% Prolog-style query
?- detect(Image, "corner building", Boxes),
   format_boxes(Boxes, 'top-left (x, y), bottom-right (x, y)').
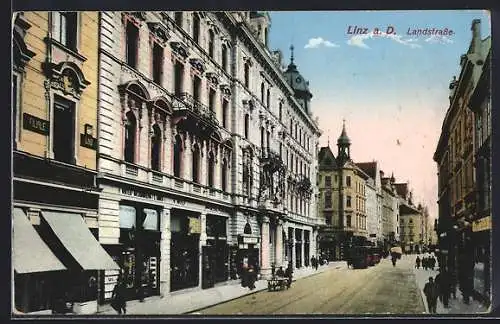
top-left (96, 11), bottom-right (322, 304)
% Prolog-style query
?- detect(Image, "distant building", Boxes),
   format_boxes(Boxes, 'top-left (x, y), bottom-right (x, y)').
top-left (380, 172), bottom-right (399, 248)
top-left (356, 162), bottom-right (383, 246)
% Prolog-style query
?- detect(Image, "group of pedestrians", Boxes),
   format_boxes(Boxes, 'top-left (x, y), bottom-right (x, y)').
top-left (415, 254), bottom-right (437, 270)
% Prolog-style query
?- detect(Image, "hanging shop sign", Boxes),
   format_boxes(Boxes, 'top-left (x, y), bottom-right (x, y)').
top-left (188, 217), bottom-right (201, 234)
top-left (472, 216), bottom-right (491, 232)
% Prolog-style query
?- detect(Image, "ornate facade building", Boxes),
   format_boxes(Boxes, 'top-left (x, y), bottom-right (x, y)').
top-left (434, 19), bottom-right (491, 306)
top-left (12, 12), bottom-right (118, 314)
top-left (317, 123), bottom-right (369, 261)
top-left (96, 10), bottom-right (322, 305)
top-left (380, 171), bottom-right (400, 248)
top-left (395, 182), bottom-right (425, 254)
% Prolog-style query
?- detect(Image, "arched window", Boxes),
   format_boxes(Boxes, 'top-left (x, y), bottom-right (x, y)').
top-left (244, 62), bottom-right (250, 88)
top-left (151, 124), bottom-right (162, 171)
top-left (124, 111), bottom-right (137, 163)
top-left (208, 151), bottom-right (215, 187)
top-left (221, 157), bottom-right (228, 192)
top-left (221, 44), bottom-right (228, 72)
top-left (192, 13), bottom-right (200, 44)
top-left (173, 134), bottom-right (183, 177)
top-left (244, 223), bottom-right (252, 234)
top-left (192, 144), bottom-right (200, 183)
top-left (208, 29), bottom-right (215, 58)
top-left (260, 83), bottom-right (265, 103)
top-left (244, 114), bottom-right (249, 139)
top-left (266, 88), bottom-right (270, 108)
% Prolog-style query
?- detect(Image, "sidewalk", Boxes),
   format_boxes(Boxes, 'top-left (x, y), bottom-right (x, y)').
top-left (407, 255), bottom-right (489, 315)
top-left (97, 261), bottom-right (347, 315)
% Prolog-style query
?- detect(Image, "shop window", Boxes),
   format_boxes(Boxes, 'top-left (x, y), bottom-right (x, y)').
top-left (221, 158), bottom-right (228, 191)
top-left (174, 12), bottom-right (183, 27)
top-left (208, 88), bottom-right (216, 112)
top-left (143, 208), bottom-right (159, 231)
top-left (119, 205), bottom-right (137, 228)
top-left (221, 44), bottom-right (228, 72)
top-left (192, 144), bottom-right (200, 183)
top-left (260, 83), bottom-right (265, 103)
top-left (124, 110), bottom-right (137, 163)
top-left (193, 76), bottom-right (201, 103)
top-left (173, 134), bottom-right (183, 177)
top-left (192, 13), bottom-right (200, 44)
top-left (53, 95), bottom-right (75, 164)
top-left (222, 99), bottom-right (228, 129)
top-left (208, 29), bottom-right (215, 58)
top-left (208, 152), bottom-right (215, 187)
top-left (152, 43), bottom-right (163, 85)
top-left (126, 21), bottom-right (139, 69)
top-left (266, 89), bottom-right (270, 108)
top-left (244, 62), bottom-right (250, 88)
top-left (174, 61), bottom-right (184, 96)
top-left (151, 124), bottom-right (161, 171)
top-left (53, 12), bottom-right (78, 50)
top-left (244, 114), bottom-right (249, 139)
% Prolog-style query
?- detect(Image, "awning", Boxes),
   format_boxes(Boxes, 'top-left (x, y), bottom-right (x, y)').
top-left (13, 208), bottom-right (66, 274)
top-left (41, 211), bottom-right (119, 270)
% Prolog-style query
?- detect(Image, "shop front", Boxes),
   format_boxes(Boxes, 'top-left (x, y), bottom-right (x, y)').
top-left (472, 216), bottom-right (491, 304)
top-left (204, 215), bottom-right (229, 286)
top-left (236, 234), bottom-right (260, 276)
top-left (304, 230), bottom-right (310, 266)
top-left (170, 209), bottom-right (200, 292)
top-left (116, 203), bottom-right (161, 301)
top-left (295, 228), bottom-right (303, 268)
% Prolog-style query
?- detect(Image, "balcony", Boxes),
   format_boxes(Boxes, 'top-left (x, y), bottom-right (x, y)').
top-left (171, 92), bottom-right (219, 137)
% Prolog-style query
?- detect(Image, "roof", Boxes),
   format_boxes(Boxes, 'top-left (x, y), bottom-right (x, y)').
top-left (394, 183), bottom-right (409, 198)
top-left (356, 162), bottom-right (377, 179)
top-left (318, 146), bottom-right (337, 170)
top-left (337, 121), bottom-right (351, 145)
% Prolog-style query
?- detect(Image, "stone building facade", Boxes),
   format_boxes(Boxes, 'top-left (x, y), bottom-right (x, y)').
top-left (12, 12), bottom-right (118, 314)
top-left (356, 162), bottom-right (383, 246)
top-left (95, 10), bottom-right (322, 304)
top-left (434, 19), bottom-right (491, 306)
top-left (380, 172), bottom-right (399, 249)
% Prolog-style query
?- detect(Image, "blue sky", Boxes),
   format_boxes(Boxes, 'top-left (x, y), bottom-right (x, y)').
top-left (268, 10), bottom-right (491, 220)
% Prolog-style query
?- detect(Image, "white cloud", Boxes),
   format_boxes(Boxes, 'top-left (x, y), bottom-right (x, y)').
top-left (347, 31), bottom-right (422, 49)
top-left (304, 37), bottom-right (340, 49)
top-left (424, 35), bottom-right (454, 44)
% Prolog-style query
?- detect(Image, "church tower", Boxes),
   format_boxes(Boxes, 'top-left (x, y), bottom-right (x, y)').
top-left (337, 120), bottom-right (351, 165)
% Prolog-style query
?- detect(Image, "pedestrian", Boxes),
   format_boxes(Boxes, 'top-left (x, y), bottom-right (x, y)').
top-left (111, 276), bottom-right (127, 315)
top-left (247, 264), bottom-right (256, 290)
top-left (391, 252), bottom-right (397, 267)
top-left (284, 263), bottom-right (293, 289)
top-left (314, 257), bottom-right (319, 271)
top-left (276, 266), bottom-right (285, 278)
top-left (430, 257), bottom-right (436, 270)
top-left (415, 256), bottom-right (421, 269)
top-left (438, 269), bottom-right (451, 308)
top-left (422, 256), bottom-right (428, 270)
top-left (271, 263), bottom-right (276, 278)
top-left (241, 263), bottom-right (248, 288)
top-left (423, 276), bottom-right (439, 314)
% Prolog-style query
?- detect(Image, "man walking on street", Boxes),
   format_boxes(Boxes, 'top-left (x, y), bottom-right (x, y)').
top-left (415, 255), bottom-right (421, 269)
top-left (424, 276), bottom-right (439, 314)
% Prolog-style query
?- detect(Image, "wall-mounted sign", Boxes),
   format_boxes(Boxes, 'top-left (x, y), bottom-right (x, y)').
top-left (472, 216), bottom-right (491, 232)
top-left (189, 217), bottom-right (201, 234)
top-left (238, 235), bottom-right (259, 245)
top-left (80, 133), bottom-right (97, 150)
top-left (120, 187), bottom-right (163, 201)
top-left (23, 113), bottom-right (49, 135)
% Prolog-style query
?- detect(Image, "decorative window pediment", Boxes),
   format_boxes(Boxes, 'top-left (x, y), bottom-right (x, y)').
top-left (170, 41), bottom-right (190, 61)
top-left (45, 61), bottom-right (90, 99)
top-left (147, 22), bottom-right (170, 46)
top-left (189, 58), bottom-right (206, 74)
top-left (220, 84), bottom-right (231, 97)
top-left (205, 72), bottom-right (220, 87)
top-left (13, 13), bottom-right (36, 72)
top-left (122, 12), bottom-right (146, 27)
top-left (243, 98), bottom-right (255, 112)
top-left (243, 56), bottom-right (253, 67)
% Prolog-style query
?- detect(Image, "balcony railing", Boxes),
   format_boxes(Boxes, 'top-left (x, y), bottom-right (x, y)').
top-left (171, 92), bottom-right (219, 126)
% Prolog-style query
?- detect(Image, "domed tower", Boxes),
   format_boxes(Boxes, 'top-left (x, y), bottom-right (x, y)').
top-left (283, 45), bottom-right (313, 114)
top-left (337, 120), bottom-right (351, 165)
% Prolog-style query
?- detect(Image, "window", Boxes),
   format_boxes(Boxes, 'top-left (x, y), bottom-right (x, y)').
top-left (279, 143), bottom-right (282, 157)
top-left (324, 191), bottom-right (332, 208)
top-left (192, 144), bottom-right (200, 183)
top-left (346, 215), bottom-right (351, 227)
top-left (266, 89), bottom-right (270, 108)
top-left (221, 158), bottom-right (228, 191)
top-left (126, 22), bottom-right (139, 68)
top-left (124, 110), bottom-right (137, 163)
top-left (173, 134), bottom-right (183, 177)
top-left (143, 208), bottom-right (159, 231)
top-left (334, 175), bottom-right (338, 183)
top-left (244, 114), bottom-right (249, 139)
top-left (279, 102), bottom-right (282, 121)
top-left (208, 152), bottom-right (215, 187)
top-left (222, 100), bottom-right (228, 129)
top-left (208, 29), bottom-right (215, 58)
top-left (221, 44), bottom-right (228, 72)
top-left (346, 176), bottom-right (351, 187)
top-left (12, 74), bottom-right (18, 146)
top-left (346, 196), bottom-right (352, 208)
top-left (174, 12), bottom-right (183, 27)
top-left (192, 13), bottom-right (200, 44)
top-left (244, 62), bottom-right (250, 88)
top-left (325, 212), bottom-right (332, 225)
top-left (290, 119), bottom-right (293, 132)
top-left (53, 96), bottom-right (75, 164)
top-left (264, 27), bottom-right (268, 46)
top-left (152, 43), bottom-right (163, 85)
top-left (266, 131), bottom-right (270, 153)
top-left (53, 12), bottom-right (78, 50)
top-left (260, 127), bottom-right (265, 151)
top-left (208, 88), bottom-right (216, 112)
top-left (260, 83), bottom-right (265, 103)
top-left (151, 124), bottom-right (161, 171)
top-left (193, 76), bottom-right (201, 102)
top-left (174, 61), bottom-right (184, 96)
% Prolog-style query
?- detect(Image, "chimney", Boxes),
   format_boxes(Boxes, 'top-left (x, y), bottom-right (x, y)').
top-left (471, 19), bottom-right (481, 54)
